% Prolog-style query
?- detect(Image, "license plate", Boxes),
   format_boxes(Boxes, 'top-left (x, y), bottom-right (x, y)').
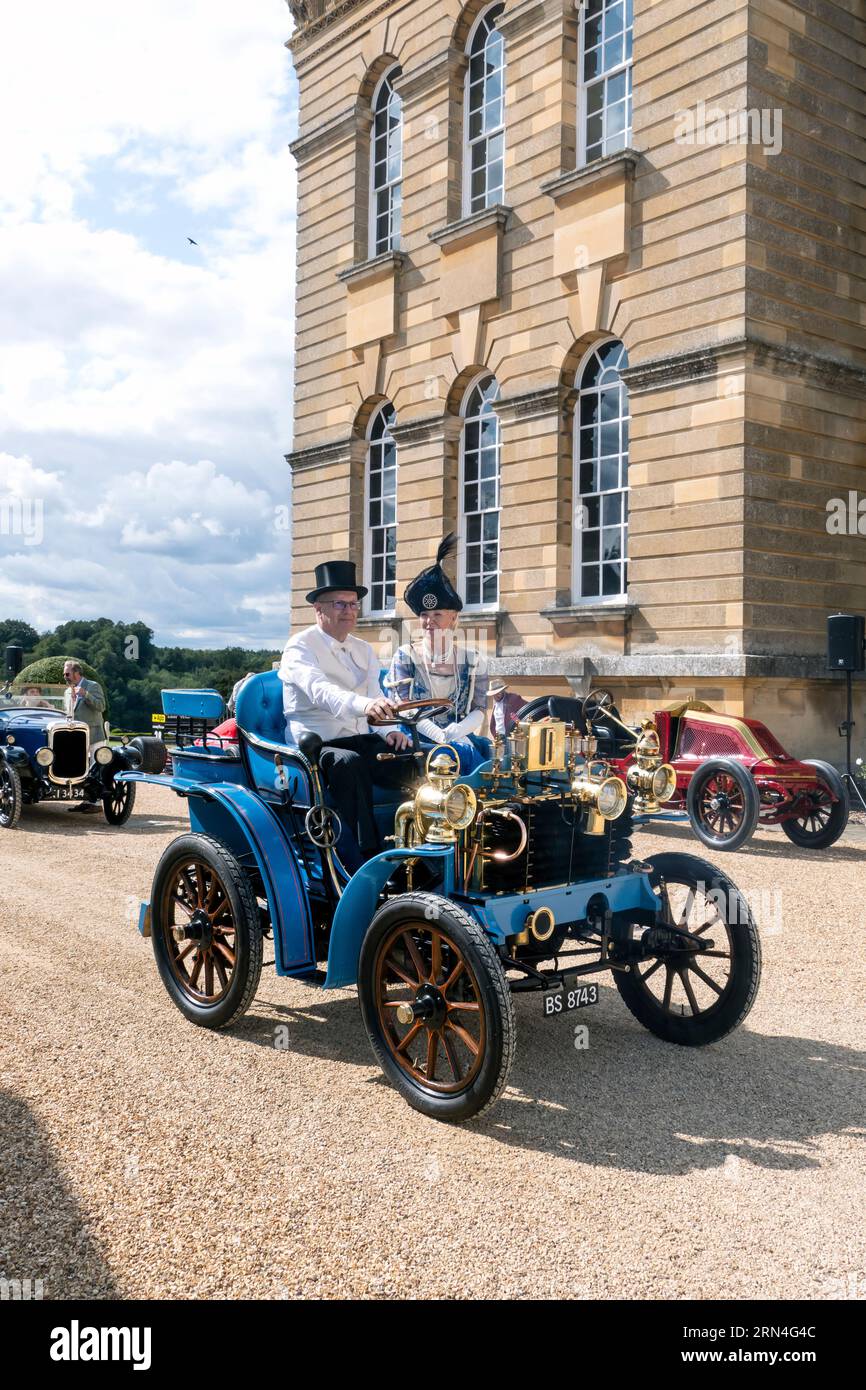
top-left (542, 982), bottom-right (599, 1018)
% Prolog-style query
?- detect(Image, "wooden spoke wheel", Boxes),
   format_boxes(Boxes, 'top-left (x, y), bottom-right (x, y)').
top-left (359, 893), bottom-right (515, 1122)
top-left (686, 757), bottom-right (760, 852)
top-left (615, 851), bottom-right (761, 1046)
top-left (0, 762), bottom-right (22, 829)
top-left (150, 833), bottom-right (262, 1028)
top-left (103, 779), bottom-right (136, 826)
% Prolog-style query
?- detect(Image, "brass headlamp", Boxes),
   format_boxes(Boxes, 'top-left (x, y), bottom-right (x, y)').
top-left (411, 747), bottom-right (478, 844)
top-left (625, 720), bottom-right (677, 814)
top-left (570, 758), bottom-right (628, 834)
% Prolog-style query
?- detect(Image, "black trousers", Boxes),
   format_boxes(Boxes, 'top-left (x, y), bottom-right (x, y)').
top-left (319, 734), bottom-right (416, 860)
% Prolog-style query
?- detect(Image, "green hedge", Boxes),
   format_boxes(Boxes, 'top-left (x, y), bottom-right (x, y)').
top-left (14, 656), bottom-right (107, 710)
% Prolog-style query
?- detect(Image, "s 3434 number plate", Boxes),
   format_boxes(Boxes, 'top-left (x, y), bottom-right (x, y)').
top-left (542, 982), bottom-right (599, 1018)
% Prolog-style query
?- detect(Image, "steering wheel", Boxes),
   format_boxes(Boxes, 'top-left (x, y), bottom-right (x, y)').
top-left (368, 697), bottom-right (454, 761)
top-left (582, 688), bottom-right (616, 724)
top-left (366, 697), bottom-right (453, 727)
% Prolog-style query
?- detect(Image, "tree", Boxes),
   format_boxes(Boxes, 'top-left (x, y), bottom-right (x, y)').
top-left (0, 619), bottom-right (40, 653)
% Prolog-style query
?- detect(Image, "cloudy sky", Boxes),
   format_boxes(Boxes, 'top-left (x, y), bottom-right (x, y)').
top-left (0, 1), bottom-right (298, 648)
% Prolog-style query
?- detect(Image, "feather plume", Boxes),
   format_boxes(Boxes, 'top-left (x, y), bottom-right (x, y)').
top-left (436, 532), bottom-right (458, 566)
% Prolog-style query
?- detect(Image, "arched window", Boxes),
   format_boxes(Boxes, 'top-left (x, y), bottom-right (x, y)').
top-left (370, 67), bottom-right (403, 256)
top-left (460, 375), bottom-right (501, 607)
top-left (464, 4), bottom-right (506, 214)
top-left (364, 403), bottom-right (398, 614)
top-left (573, 340), bottom-right (629, 601)
top-left (579, 0), bottom-right (633, 165)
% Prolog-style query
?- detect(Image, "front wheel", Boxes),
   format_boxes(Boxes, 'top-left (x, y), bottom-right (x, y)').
top-left (781, 760), bottom-right (849, 850)
top-left (103, 779), bottom-right (136, 825)
top-left (151, 833), bottom-right (263, 1028)
top-left (686, 757), bottom-right (760, 851)
top-left (358, 893), bottom-right (516, 1122)
top-left (615, 852), bottom-right (761, 1046)
top-left (0, 762), bottom-right (22, 829)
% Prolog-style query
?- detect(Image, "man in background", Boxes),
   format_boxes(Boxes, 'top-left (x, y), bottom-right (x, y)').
top-left (63, 661), bottom-right (107, 814)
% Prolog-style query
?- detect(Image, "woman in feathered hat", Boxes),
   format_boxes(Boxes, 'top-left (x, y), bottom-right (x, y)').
top-left (385, 534), bottom-right (490, 771)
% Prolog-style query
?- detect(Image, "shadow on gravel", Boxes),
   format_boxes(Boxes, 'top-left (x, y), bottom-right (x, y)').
top-left (634, 819), bottom-right (865, 864)
top-left (10, 809), bottom-right (183, 838)
top-left (0, 1092), bottom-right (118, 1299)
top-left (234, 992), bottom-right (866, 1177)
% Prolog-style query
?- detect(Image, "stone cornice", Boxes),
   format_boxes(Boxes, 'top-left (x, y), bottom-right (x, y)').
top-left (623, 337), bottom-right (866, 397)
top-left (336, 249), bottom-right (405, 286)
top-left (393, 48), bottom-right (465, 102)
top-left (390, 413), bottom-right (453, 445)
top-left (289, 100), bottom-right (368, 163)
top-left (429, 203), bottom-right (510, 250)
top-left (541, 148), bottom-right (639, 203)
top-left (288, 0), bottom-right (396, 63)
top-left (493, 385), bottom-right (564, 422)
top-left (285, 437), bottom-right (353, 472)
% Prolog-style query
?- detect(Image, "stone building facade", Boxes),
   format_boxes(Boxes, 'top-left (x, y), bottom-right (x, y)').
top-left (285, 0), bottom-right (866, 758)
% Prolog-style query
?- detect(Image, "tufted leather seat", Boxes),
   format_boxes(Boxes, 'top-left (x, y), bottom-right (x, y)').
top-left (235, 669), bottom-right (407, 812)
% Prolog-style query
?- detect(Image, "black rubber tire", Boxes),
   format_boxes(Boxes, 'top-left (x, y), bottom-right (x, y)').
top-left (127, 736), bottom-right (168, 774)
top-left (151, 833), bottom-right (262, 1029)
top-left (358, 892), bottom-right (516, 1122)
top-left (781, 759), bottom-right (850, 850)
top-left (615, 851), bottom-right (761, 1046)
top-left (103, 779), bottom-right (136, 826)
top-left (686, 756), bottom-right (760, 852)
top-left (0, 762), bottom-right (22, 829)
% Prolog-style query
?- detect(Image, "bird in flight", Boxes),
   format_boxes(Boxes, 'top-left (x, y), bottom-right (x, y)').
top-left (187, 237), bottom-right (198, 246)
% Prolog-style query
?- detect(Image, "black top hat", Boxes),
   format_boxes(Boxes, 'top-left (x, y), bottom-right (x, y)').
top-left (404, 534), bottom-right (464, 616)
top-left (305, 560), bottom-right (368, 604)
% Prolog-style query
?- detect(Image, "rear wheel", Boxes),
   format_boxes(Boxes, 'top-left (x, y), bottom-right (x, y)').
top-left (151, 833), bottom-right (262, 1028)
top-left (781, 760), bottom-right (849, 850)
top-left (103, 779), bottom-right (136, 825)
top-left (686, 757), bottom-right (760, 851)
top-left (0, 762), bottom-right (22, 829)
top-left (615, 852), bottom-right (761, 1046)
top-left (358, 893), bottom-right (515, 1122)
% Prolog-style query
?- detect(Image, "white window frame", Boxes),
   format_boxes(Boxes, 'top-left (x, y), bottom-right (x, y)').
top-left (458, 373), bottom-right (501, 612)
top-left (462, 3), bottom-right (506, 216)
top-left (368, 66), bottom-right (403, 257)
top-left (363, 402), bottom-right (398, 617)
top-left (571, 337), bottom-right (630, 605)
top-left (577, 0), bottom-right (634, 167)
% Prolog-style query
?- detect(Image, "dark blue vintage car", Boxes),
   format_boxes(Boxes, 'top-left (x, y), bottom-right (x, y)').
top-left (0, 694), bottom-right (166, 828)
top-left (122, 675), bottom-right (761, 1122)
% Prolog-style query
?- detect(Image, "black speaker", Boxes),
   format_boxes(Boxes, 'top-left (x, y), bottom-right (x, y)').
top-left (4, 644), bottom-right (24, 681)
top-left (827, 613), bottom-right (865, 673)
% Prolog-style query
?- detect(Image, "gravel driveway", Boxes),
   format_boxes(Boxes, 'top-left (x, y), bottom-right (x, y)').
top-left (1, 783), bottom-right (864, 1300)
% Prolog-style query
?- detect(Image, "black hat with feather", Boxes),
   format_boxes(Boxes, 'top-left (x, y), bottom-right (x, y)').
top-left (404, 533), bottom-right (463, 615)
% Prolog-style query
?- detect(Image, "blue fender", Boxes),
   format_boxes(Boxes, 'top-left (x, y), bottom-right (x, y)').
top-left (120, 771), bottom-right (316, 977)
top-left (324, 844), bottom-right (455, 989)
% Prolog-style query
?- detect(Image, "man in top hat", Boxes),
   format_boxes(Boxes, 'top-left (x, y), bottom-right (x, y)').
top-left (487, 679), bottom-right (524, 739)
top-left (279, 559), bottom-right (413, 866)
top-left (386, 535), bottom-right (489, 772)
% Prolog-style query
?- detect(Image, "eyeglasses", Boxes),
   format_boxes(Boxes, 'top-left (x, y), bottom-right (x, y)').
top-left (321, 600), bottom-right (360, 613)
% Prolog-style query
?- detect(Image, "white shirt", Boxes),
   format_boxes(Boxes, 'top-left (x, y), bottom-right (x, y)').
top-left (279, 624), bottom-right (391, 745)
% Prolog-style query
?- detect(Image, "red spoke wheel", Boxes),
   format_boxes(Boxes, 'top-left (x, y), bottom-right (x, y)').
top-left (359, 893), bottom-right (515, 1122)
top-left (150, 833), bottom-right (262, 1028)
top-left (103, 779), bottom-right (136, 825)
top-left (615, 851), bottom-right (761, 1046)
top-left (781, 760), bottom-right (849, 850)
top-left (686, 757), bottom-right (760, 852)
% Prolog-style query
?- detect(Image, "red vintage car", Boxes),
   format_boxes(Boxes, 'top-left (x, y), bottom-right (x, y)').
top-left (520, 691), bottom-right (850, 853)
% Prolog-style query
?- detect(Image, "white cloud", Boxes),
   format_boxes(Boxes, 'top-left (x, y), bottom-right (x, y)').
top-left (0, 1), bottom-right (298, 646)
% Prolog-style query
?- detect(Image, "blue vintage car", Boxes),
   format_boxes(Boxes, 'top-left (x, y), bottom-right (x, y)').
top-left (123, 674), bottom-right (761, 1121)
top-left (0, 693), bottom-right (166, 828)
